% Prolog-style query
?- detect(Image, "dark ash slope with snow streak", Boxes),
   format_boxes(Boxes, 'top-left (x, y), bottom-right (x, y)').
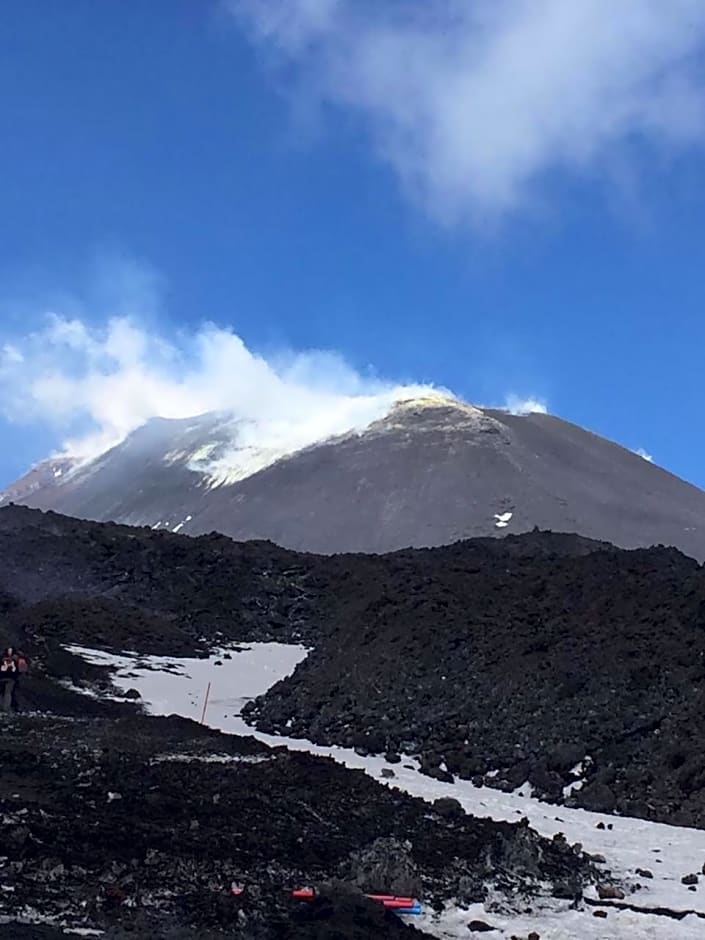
top-left (3, 396), bottom-right (705, 558)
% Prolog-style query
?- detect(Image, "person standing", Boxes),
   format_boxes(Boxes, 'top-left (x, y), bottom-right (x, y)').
top-left (0, 648), bottom-right (17, 712)
top-left (11, 650), bottom-right (28, 711)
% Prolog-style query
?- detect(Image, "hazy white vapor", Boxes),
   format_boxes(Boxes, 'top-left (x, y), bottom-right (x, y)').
top-left (504, 394), bottom-right (547, 416)
top-left (231, 0), bottom-right (705, 221)
top-left (0, 314), bottom-right (435, 463)
top-left (635, 446), bottom-right (654, 462)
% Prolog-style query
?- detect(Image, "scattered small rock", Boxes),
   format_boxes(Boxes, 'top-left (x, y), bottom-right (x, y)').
top-left (596, 822), bottom-right (605, 830)
top-left (597, 883), bottom-right (625, 900)
top-left (433, 797), bottom-right (463, 818)
top-left (123, 689), bottom-right (141, 700)
top-left (431, 768), bottom-right (455, 784)
top-left (635, 868), bottom-right (653, 879)
top-left (551, 881), bottom-right (580, 900)
top-left (580, 783), bottom-right (616, 813)
top-left (682, 874), bottom-right (699, 886)
top-left (467, 921), bottom-right (496, 933)
top-left (593, 910), bottom-right (608, 918)
top-left (380, 768), bottom-right (395, 779)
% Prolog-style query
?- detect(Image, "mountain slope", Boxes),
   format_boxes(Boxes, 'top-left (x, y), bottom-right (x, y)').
top-left (0, 504), bottom-right (598, 937)
top-left (3, 396), bottom-right (705, 558)
top-left (4, 504), bottom-right (705, 829)
top-left (3, 712), bottom-right (588, 938)
top-left (246, 535), bottom-right (705, 826)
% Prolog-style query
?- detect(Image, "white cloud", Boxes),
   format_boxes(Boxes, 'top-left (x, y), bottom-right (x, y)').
top-left (230, 0), bottom-right (705, 221)
top-left (504, 394), bottom-right (548, 415)
top-left (635, 446), bottom-right (654, 462)
top-left (0, 312), bottom-right (436, 465)
top-left (1, 344), bottom-right (23, 365)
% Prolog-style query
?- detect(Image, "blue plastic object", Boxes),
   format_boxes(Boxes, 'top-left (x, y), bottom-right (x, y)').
top-left (395, 902), bottom-right (422, 915)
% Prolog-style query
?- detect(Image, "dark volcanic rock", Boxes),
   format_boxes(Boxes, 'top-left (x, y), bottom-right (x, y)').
top-left (433, 798), bottom-right (464, 819)
top-left (579, 783), bottom-right (617, 814)
top-left (0, 503), bottom-right (319, 664)
top-left (341, 838), bottom-right (422, 897)
top-left (0, 713), bottom-right (591, 938)
top-left (279, 888), bottom-right (427, 938)
top-left (5, 506), bottom-right (705, 830)
top-left (243, 533), bottom-right (705, 828)
top-left (597, 884), bottom-right (625, 900)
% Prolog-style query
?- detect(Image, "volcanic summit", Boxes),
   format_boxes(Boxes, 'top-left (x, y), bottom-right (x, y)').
top-left (3, 394), bottom-right (704, 558)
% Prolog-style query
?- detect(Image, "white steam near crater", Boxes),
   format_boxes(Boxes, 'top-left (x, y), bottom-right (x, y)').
top-left (503, 394), bottom-right (547, 416)
top-left (0, 314), bottom-right (435, 464)
top-left (0, 313), bottom-right (547, 474)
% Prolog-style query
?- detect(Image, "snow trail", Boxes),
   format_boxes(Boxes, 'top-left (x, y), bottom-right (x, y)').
top-left (68, 643), bottom-right (705, 938)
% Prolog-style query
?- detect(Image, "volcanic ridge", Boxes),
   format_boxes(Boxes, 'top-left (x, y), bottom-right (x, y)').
top-left (4, 394), bottom-right (705, 558)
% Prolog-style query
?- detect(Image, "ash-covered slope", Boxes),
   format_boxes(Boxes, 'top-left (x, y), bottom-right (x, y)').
top-left (4, 396), bottom-right (705, 558)
top-left (0, 502), bottom-right (318, 662)
top-left (6, 504), bottom-right (705, 831)
top-left (245, 537), bottom-right (705, 830)
top-left (0, 712), bottom-right (591, 939)
top-left (0, 507), bottom-right (598, 938)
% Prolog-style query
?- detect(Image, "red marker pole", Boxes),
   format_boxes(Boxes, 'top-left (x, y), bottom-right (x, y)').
top-left (200, 681), bottom-right (211, 724)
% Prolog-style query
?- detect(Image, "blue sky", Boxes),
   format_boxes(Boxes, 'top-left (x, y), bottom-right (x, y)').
top-left (2, 1), bottom-right (705, 487)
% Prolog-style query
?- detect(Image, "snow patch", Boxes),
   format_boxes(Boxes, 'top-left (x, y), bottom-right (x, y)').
top-left (65, 643), bottom-right (308, 732)
top-left (562, 757), bottom-right (591, 798)
top-left (154, 753), bottom-right (271, 765)
top-left (171, 513), bottom-right (194, 534)
top-left (635, 447), bottom-right (654, 463)
top-left (562, 777), bottom-right (586, 798)
top-left (423, 900), bottom-right (704, 938)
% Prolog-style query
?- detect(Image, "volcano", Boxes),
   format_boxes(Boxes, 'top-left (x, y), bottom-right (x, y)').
top-left (2, 394), bottom-right (704, 558)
